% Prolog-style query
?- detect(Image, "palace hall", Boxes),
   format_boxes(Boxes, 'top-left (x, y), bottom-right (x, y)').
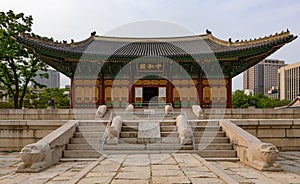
top-left (16, 30), bottom-right (296, 108)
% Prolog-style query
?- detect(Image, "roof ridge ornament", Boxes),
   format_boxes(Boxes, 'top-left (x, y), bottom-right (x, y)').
top-left (91, 31), bottom-right (96, 36)
top-left (206, 29), bottom-right (212, 34)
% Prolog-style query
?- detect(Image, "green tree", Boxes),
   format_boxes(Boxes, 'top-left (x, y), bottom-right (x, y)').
top-left (0, 10), bottom-right (47, 109)
top-left (232, 90), bottom-right (291, 108)
top-left (232, 90), bottom-right (249, 108)
top-left (24, 88), bottom-right (70, 109)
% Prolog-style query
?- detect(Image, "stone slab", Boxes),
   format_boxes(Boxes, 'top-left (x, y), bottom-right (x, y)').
top-left (138, 122), bottom-right (161, 138)
top-left (152, 176), bottom-right (190, 184)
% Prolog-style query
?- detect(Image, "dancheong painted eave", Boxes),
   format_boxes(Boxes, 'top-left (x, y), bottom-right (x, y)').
top-left (16, 30), bottom-right (297, 78)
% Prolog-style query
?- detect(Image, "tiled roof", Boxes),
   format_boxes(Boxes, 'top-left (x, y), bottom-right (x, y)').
top-left (16, 30), bottom-right (296, 58)
top-left (15, 30), bottom-right (297, 78)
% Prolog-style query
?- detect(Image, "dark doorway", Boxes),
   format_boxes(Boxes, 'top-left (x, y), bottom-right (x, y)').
top-left (143, 87), bottom-right (158, 105)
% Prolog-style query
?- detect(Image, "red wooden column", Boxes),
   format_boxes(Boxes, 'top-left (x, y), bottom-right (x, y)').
top-left (99, 78), bottom-right (104, 105)
top-left (129, 80), bottom-right (134, 104)
top-left (227, 77), bottom-right (232, 108)
top-left (166, 80), bottom-right (173, 104)
top-left (70, 78), bottom-right (74, 108)
top-left (197, 78), bottom-right (203, 108)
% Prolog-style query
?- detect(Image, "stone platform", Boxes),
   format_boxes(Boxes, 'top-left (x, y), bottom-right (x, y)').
top-left (1, 152), bottom-right (300, 184)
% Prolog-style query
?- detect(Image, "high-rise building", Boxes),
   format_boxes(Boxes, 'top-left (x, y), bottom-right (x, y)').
top-left (278, 61), bottom-right (300, 100)
top-left (243, 59), bottom-right (286, 98)
top-left (33, 69), bottom-right (60, 88)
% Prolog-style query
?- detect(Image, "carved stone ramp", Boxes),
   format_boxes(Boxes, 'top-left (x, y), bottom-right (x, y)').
top-left (138, 121), bottom-right (161, 139)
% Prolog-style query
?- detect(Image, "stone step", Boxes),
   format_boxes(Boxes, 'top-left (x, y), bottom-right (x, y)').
top-left (78, 121), bottom-right (108, 126)
top-left (194, 143), bottom-right (233, 150)
top-left (70, 138), bottom-right (102, 144)
top-left (121, 126), bottom-right (138, 132)
top-left (194, 137), bottom-right (230, 143)
top-left (105, 144), bottom-right (193, 151)
top-left (193, 131), bottom-right (226, 137)
top-left (120, 132), bottom-right (138, 138)
top-left (63, 149), bottom-right (237, 158)
top-left (161, 132), bottom-right (179, 137)
top-left (60, 158), bottom-right (99, 162)
top-left (67, 144), bottom-right (103, 150)
top-left (63, 150), bottom-right (101, 158)
top-left (160, 121), bottom-right (176, 126)
top-left (197, 150), bottom-right (237, 158)
top-left (73, 132), bottom-right (105, 138)
top-left (205, 158), bottom-right (239, 162)
top-left (189, 121), bottom-right (219, 126)
top-left (119, 137), bottom-right (183, 144)
top-left (122, 121), bottom-right (139, 126)
top-left (160, 126), bottom-right (177, 132)
top-left (191, 126), bottom-right (221, 131)
top-left (76, 126), bottom-right (106, 132)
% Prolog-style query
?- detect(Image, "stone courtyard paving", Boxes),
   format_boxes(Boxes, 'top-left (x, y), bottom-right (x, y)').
top-left (0, 152), bottom-right (300, 184)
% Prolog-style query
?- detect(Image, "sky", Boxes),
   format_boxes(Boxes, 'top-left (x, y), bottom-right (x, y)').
top-left (1, 0), bottom-right (300, 90)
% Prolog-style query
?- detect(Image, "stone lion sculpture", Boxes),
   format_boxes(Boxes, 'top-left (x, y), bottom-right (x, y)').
top-left (125, 104), bottom-right (134, 113)
top-left (245, 143), bottom-right (281, 171)
top-left (95, 105), bottom-right (107, 117)
top-left (17, 142), bottom-right (51, 172)
top-left (176, 115), bottom-right (193, 144)
top-left (106, 116), bottom-right (123, 144)
top-left (192, 105), bottom-right (203, 118)
top-left (164, 105), bottom-right (173, 116)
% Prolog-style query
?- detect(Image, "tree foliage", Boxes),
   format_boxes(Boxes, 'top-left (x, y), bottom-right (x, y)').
top-left (0, 10), bottom-right (48, 109)
top-left (232, 90), bottom-right (291, 108)
top-left (23, 88), bottom-right (70, 109)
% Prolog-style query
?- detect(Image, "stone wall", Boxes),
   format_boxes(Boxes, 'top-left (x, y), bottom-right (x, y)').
top-left (0, 109), bottom-right (98, 120)
top-left (1, 108), bottom-right (300, 120)
top-left (203, 108), bottom-right (300, 119)
top-left (0, 120), bottom-right (67, 151)
top-left (231, 119), bottom-right (300, 151)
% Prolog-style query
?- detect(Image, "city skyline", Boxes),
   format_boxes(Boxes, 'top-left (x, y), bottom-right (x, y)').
top-left (1, 0), bottom-right (300, 90)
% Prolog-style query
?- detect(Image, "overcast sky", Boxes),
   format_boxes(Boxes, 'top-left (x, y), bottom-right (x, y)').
top-left (1, 0), bottom-right (300, 90)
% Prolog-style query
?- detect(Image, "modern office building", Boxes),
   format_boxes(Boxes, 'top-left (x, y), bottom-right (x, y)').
top-left (243, 59), bottom-right (286, 98)
top-left (33, 69), bottom-right (60, 88)
top-left (278, 61), bottom-right (300, 100)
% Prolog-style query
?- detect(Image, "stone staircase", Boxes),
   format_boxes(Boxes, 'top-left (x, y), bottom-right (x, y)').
top-left (102, 119), bottom-right (194, 154)
top-left (190, 120), bottom-right (237, 159)
top-left (63, 116), bottom-right (237, 161)
top-left (63, 120), bottom-right (106, 158)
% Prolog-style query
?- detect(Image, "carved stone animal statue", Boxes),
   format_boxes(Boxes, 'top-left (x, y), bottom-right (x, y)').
top-left (125, 104), bottom-right (134, 113)
top-left (164, 105), bottom-right (173, 116)
top-left (17, 142), bottom-right (51, 172)
top-left (192, 105), bottom-right (203, 118)
top-left (246, 143), bottom-right (280, 170)
top-left (106, 116), bottom-right (123, 144)
top-left (95, 105), bottom-right (107, 117)
top-left (176, 115), bottom-right (193, 144)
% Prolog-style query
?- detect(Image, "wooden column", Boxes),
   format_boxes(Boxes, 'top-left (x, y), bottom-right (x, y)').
top-left (128, 63), bottom-right (134, 104)
top-left (167, 80), bottom-right (172, 104)
top-left (99, 78), bottom-right (104, 105)
top-left (227, 77), bottom-right (232, 108)
top-left (70, 78), bottom-right (73, 108)
top-left (129, 80), bottom-right (134, 104)
top-left (197, 78), bottom-right (203, 108)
